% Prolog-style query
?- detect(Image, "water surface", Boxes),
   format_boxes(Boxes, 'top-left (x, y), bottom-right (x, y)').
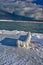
top-left (0, 21), bottom-right (43, 33)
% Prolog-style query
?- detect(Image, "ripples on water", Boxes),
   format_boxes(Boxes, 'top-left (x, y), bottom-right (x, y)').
top-left (0, 21), bottom-right (43, 33)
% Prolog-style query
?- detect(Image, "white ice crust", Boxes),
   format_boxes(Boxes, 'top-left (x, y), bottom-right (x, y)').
top-left (0, 30), bottom-right (43, 42)
top-left (0, 30), bottom-right (43, 65)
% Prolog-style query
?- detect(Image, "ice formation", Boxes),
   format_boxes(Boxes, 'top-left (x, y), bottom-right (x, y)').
top-left (0, 30), bottom-right (43, 65)
top-left (17, 32), bottom-right (32, 48)
top-left (0, 30), bottom-right (43, 48)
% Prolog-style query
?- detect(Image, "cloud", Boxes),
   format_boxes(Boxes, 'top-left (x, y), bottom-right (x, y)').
top-left (0, 0), bottom-right (43, 20)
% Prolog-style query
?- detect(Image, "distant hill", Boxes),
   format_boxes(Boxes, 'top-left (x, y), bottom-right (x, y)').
top-left (0, 9), bottom-right (35, 21)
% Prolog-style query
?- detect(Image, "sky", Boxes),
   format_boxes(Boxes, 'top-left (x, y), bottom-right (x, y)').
top-left (33, 0), bottom-right (43, 5)
top-left (0, 0), bottom-right (43, 20)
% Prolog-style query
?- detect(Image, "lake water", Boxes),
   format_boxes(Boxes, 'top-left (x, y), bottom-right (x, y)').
top-left (0, 21), bottom-right (43, 33)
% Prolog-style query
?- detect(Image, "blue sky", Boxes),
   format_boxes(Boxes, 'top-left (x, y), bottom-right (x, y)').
top-left (33, 0), bottom-right (43, 5)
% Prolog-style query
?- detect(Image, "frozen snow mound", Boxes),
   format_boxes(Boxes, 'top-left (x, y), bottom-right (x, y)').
top-left (0, 30), bottom-right (43, 48)
top-left (17, 32), bottom-right (43, 49)
top-left (17, 32), bottom-right (32, 48)
top-left (0, 30), bottom-right (28, 40)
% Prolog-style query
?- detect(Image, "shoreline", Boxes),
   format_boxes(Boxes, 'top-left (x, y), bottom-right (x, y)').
top-left (0, 20), bottom-right (43, 23)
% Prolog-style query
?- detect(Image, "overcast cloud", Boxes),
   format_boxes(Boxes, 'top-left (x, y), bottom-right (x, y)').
top-left (0, 0), bottom-right (43, 20)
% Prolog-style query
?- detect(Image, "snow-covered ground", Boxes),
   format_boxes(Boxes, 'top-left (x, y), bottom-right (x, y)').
top-left (0, 30), bottom-right (43, 65)
top-left (0, 45), bottom-right (43, 65)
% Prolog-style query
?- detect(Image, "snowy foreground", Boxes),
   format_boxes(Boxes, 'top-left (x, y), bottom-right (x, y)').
top-left (0, 30), bottom-right (43, 65)
top-left (0, 45), bottom-right (43, 65)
